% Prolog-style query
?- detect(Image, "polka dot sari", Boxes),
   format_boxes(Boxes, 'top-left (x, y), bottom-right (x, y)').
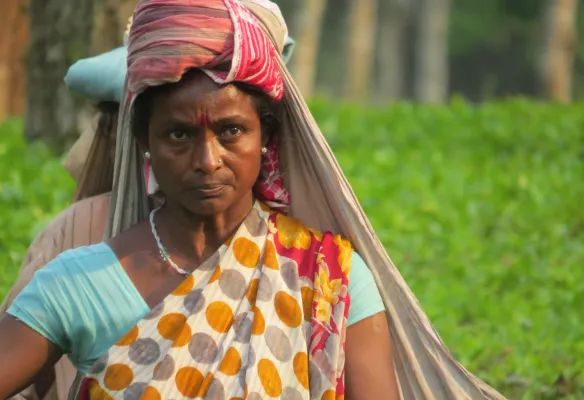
top-left (81, 202), bottom-right (351, 399)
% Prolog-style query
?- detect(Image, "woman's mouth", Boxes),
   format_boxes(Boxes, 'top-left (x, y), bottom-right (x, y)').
top-left (192, 185), bottom-right (226, 197)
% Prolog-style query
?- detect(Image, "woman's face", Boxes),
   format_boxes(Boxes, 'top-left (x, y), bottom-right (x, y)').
top-left (145, 71), bottom-right (264, 216)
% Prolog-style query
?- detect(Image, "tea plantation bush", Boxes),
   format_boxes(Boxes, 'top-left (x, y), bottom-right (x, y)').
top-left (1, 99), bottom-right (582, 398)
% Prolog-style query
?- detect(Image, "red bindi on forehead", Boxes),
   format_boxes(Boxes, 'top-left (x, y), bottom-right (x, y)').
top-left (197, 113), bottom-right (209, 127)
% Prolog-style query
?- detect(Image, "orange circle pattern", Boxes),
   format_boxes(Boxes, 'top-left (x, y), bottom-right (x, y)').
top-left (157, 313), bottom-right (191, 347)
top-left (141, 386), bottom-right (161, 400)
top-left (274, 291), bottom-right (302, 328)
top-left (205, 301), bottom-right (234, 333)
top-left (251, 306), bottom-right (266, 335)
top-left (232, 237), bottom-right (261, 267)
top-left (257, 358), bottom-right (282, 397)
top-left (172, 275), bottom-right (195, 296)
top-left (175, 366), bottom-right (204, 398)
top-left (103, 363), bottom-right (133, 391)
top-left (219, 347), bottom-right (242, 376)
top-left (116, 325), bottom-right (139, 346)
top-left (293, 352), bottom-right (309, 389)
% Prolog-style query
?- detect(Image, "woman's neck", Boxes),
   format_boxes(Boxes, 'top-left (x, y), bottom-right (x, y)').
top-left (154, 194), bottom-right (254, 263)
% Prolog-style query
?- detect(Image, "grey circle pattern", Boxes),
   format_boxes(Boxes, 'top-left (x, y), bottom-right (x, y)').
top-left (205, 378), bottom-right (225, 400)
top-left (243, 209), bottom-right (266, 237)
top-left (256, 274), bottom-right (273, 302)
top-left (247, 346), bottom-right (256, 367)
top-left (123, 382), bottom-right (148, 400)
top-left (88, 352), bottom-right (108, 374)
top-left (129, 338), bottom-right (161, 365)
top-left (188, 332), bottom-right (219, 363)
top-left (144, 302), bottom-right (164, 320)
top-left (152, 354), bottom-right (175, 381)
top-left (308, 360), bottom-right (323, 395)
top-left (199, 252), bottom-right (219, 271)
top-left (218, 269), bottom-right (247, 299)
top-left (280, 262), bottom-right (300, 291)
top-left (233, 312), bottom-right (253, 343)
top-left (302, 323), bottom-right (312, 344)
top-left (183, 289), bottom-right (205, 314)
top-left (265, 326), bottom-right (292, 362)
top-left (238, 369), bottom-right (247, 390)
top-left (282, 387), bottom-right (304, 400)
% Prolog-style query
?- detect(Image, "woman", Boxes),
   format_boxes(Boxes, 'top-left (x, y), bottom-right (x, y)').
top-left (0, 1), bottom-right (504, 399)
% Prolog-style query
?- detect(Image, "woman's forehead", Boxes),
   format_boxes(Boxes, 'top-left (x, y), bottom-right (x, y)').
top-left (149, 74), bottom-right (256, 122)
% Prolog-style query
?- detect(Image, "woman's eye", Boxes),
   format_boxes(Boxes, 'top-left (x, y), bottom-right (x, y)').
top-left (169, 130), bottom-right (189, 140)
top-left (219, 126), bottom-right (243, 138)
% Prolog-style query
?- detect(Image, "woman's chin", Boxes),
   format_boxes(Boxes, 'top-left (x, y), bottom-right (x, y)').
top-left (179, 192), bottom-right (249, 217)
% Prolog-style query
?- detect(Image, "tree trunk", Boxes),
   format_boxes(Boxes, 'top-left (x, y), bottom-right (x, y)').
top-left (541, 0), bottom-right (578, 102)
top-left (25, 0), bottom-right (95, 151)
top-left (344, 0), bottom-right (378, 101)
top-left (91, 0), bottom-right (136, 53)
top-left (376, 0), bottom-right (410, 102)
top-left (0, 0), bottom-right (28, 119)
top-left (290, 0), bottom-right (328, 98)
top-left (414, 0), bottom-right (451, 103)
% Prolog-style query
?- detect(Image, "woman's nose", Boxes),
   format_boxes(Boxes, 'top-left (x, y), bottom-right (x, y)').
top-left (192, 133), bottom-right (222, 174)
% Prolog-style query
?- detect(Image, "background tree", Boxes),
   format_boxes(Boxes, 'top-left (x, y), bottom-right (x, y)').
top-left (344, 0), bottom-right (378, 101)
top-left (375, 0), bottom-right (411, 102)
top-left (0, 0), bottom-right (28, 120)
top-left (414, 0), bottom-right (452, 103)
top-left (540, 0), bottom-right (579, 102)
top-left (289, 0), bottom-right (328, 98)
top-left (25, 0), bottom-right (95, 150)
top-left (91, 0), bottom-right (135, 53)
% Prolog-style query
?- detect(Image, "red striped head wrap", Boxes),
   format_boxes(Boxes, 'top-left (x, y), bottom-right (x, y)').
top-left (127, 0), bottom-right (284, 100)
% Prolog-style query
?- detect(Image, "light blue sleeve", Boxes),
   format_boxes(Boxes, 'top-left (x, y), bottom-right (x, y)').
top-left (347, 251), bottom-right (385, 326)
top-left (7, 243), bottom-right (149, 373)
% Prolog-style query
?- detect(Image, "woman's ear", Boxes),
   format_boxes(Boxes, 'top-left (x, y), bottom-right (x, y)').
top-left (261, 132), bottom-right (270, 148)
top-left (136, 132), bottom-right (149, 156)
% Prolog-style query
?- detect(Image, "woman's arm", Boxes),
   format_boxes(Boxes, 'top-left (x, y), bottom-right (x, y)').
top-left (0, 314), bottom-right (62, 399)
top-left (345, 312), bottom-right (400, 400)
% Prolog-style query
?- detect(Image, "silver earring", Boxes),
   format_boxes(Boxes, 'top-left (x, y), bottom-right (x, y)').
top-left (144, 151), bottom-right (151, 159)
top-left (218, 159), bottom-right (223, 164)
top-left (261, 147), bottom-right (268, 155)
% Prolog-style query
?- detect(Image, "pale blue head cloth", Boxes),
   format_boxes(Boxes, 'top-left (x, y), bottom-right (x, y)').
top-left (64, 37), bottom-right (295, 103)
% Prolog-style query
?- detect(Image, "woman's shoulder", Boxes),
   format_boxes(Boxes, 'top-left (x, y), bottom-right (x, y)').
top-left (39, 242), bottom-right (119, 280)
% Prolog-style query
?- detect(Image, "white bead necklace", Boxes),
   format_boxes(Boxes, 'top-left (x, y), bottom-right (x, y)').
top-left (149, 207), bottom-right (190, 276)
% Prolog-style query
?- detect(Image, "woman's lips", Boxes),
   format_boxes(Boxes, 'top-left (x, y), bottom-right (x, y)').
top-left (192, 185), bottom-right (226, 197)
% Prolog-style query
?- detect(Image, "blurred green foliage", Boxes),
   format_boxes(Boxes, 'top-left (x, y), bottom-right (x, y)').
top-left (0, 119), bottom-right (75, 298)
top-left (0, 99), bottom-right (583, 398)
